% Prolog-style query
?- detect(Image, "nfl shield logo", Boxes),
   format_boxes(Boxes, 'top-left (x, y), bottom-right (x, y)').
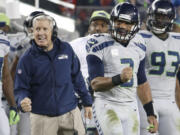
top-left (18, 69), bottom-right (22, 74)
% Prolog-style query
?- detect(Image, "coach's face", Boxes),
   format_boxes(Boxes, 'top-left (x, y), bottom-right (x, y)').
top-left (33, 19), bottom-right (53, 51)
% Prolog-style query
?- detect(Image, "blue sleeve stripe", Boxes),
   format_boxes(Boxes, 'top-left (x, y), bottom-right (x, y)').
top-left (10, 46), bottom-right (16, 52)
top-left (92, 41), bottom-right (114, 52)
top-left (137, 58), bottom-right (147, 85)
top-left (86, 55), bottom-right (104, 81)
top-left (0, 39), bottom-right (10, 46)
top-left (10, 45), bottom-right (23, 52)
top-left (172, 35), bottom-right (180, 40)
top-left (139, 33), bottom-right (152, 38)
top-left (134, 42), bottom-right (146, 52)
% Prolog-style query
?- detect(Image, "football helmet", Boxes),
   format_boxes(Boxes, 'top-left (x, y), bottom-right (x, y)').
top-left (110, 2), bottom-right (140, 45)
top-left (147, 0), bottom-right (175, 34)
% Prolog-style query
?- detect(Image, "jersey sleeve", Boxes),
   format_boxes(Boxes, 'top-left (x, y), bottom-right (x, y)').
top-left (86, 34), bottom-right (109, 80)
top-left (0, 34), bottom-right (10, 56)
top-left (86, 34), bottom-right (105, 60)
top-left (128, 34), bottom-right (146, 61)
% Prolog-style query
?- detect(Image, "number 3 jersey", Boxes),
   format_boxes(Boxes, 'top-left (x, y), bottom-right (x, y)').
top-left (139, 30), bottom-right (180, 100)
top-left (86, 33), bottom-right (146, 102)
top-left (0, 31), bottom-right (10, 101)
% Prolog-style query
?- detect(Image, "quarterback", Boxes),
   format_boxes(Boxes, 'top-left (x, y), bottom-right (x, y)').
top-left (86, 2), bottom-right (158, 135)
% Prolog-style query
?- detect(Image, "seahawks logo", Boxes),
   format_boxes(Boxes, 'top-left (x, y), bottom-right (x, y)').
top-left (86, 38), bottom-right (98, 52)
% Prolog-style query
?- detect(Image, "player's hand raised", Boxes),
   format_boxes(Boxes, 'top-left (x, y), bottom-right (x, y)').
top-left (121, 67), bottom-right (133, 83)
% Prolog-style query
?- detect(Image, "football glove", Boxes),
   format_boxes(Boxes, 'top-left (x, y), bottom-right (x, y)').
top-left (9, 106), bottom-right (20, 125)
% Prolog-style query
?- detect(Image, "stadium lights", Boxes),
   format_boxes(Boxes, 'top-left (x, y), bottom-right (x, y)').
top-left (47, 0), bottom-right (75, 9)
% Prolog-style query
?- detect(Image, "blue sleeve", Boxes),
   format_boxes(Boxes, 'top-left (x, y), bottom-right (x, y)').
top-left (137, 58), bottom-right (147, 85)
top-left (86, 55), bottom-right (104, 81)
top-left (14, 55), bottom-right (32, 110)
top-left (177, 70), bottom-right (180, 84)
top-left (71, 50), bottom-right (93, 106)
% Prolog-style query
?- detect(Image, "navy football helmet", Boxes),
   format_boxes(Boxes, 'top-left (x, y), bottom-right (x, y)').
top-left (147, 0), bottom-right (175, 34)
top-left (110, 2), bottom-right (140, 44)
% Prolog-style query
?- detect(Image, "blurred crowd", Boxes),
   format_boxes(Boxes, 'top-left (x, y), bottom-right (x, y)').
top-left (18, 0), bottom-right (180, 36)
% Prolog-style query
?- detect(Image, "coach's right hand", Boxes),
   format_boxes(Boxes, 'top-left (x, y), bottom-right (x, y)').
top-left (121, 67), bottom-right (133, 83)
top-left (20, 97), bottom-right (32, 112)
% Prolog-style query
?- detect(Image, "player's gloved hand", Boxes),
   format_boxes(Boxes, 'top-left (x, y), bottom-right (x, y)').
top-left (121, 67), bottom-right (133, 83)
top-left (9, 106), bottom-right (20, 125)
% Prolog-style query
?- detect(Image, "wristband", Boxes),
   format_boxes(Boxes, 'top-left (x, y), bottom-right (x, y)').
top-left (143, 101), bottom-right (156, 117)
top-left (10, 106), bottom-right (18, 112)
top-left (112, 74), bottom-right (123, 86)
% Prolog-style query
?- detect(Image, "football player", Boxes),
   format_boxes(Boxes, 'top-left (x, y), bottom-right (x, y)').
top-left (138, 0), bottom-right (180, 135)
top-left (86, 2), bottom-right (158, 135)
top-left (0, 13), bottom-right (20, 135)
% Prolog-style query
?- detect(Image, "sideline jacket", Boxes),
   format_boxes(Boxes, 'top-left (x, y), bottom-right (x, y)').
top-left (14, 38), bottom-right (92, 116)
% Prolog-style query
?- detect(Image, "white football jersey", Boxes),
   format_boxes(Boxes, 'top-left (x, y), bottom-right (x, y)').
top-left (70, 36), bottom-right (90, 79)
top-left (8, 32), bottom-right (31, 63)
top-left (7, 32), bottom-right (26, 49)
top-left (139, 30), bottom-right (180, 100)
top-left (0, 30), bottom-right (10, 101)
top-left (86, 33), bottom-right (146, 102)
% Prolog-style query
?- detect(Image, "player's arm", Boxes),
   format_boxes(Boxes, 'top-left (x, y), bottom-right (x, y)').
top-left (2, 54), bottom-right (20, 125)
top-left (137, 58), bottom-right (158, 133)
top-left (176, 69), bottom-right (180, 109)
top-left (87, 54), bottom-right (132, 92)
top-left (10, 55), bottom-right (19, 82)
top-left (2, 54), bottom-right (16, 107)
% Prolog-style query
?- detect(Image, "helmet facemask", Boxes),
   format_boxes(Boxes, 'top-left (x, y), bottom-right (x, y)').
top-left (110, 2), bottom-right (140, 46)
top-left (111, 18), bottom-right (139, 45)
top-left (146, 0), bottom-right (175, 34)
top-left (147, 13), bottom-right (174, 34)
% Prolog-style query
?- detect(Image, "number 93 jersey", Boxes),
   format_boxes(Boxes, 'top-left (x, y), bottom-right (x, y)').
top-left (139, 30), bottom-right (180, 100)
top-left (0, 31), bottom-right (10, 100)
top-left (86, 33), bottom-right (146, 102)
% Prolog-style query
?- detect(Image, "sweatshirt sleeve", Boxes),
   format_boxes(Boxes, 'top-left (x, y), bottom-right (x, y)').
top-left (14, 54), bottom-right (32, 109)
top-left (71, 49), bottom-right (93, 106)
